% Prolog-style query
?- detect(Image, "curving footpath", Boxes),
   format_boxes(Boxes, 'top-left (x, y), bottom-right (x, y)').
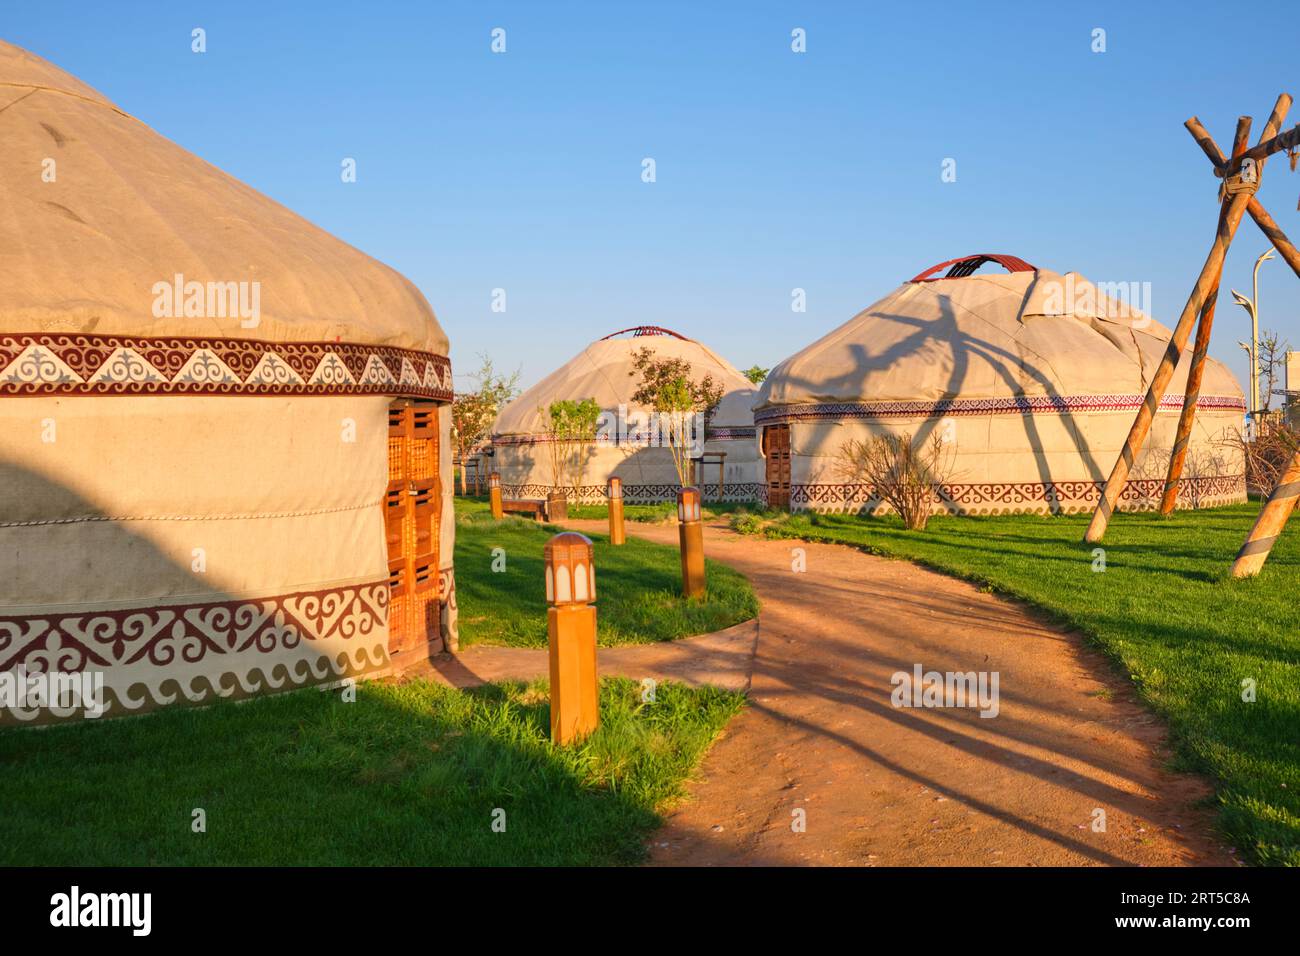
top-left (427, 517), bottom-right (1237, 867)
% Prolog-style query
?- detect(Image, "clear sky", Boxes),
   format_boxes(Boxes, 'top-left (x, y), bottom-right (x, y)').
top-left (7, 1), bottom-right (1299, 395)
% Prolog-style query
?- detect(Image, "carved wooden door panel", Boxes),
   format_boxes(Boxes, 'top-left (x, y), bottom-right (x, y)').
top-left (764, 424), bottom-right (791, 509)
top-left (386, 399), bottom-right (442, 659)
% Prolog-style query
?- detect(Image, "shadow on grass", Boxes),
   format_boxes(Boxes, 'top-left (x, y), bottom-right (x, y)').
top-left (0, 676), bottom-right (742, 866)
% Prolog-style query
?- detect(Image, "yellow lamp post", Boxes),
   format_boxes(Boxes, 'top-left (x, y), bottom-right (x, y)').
top-left (488, 471), bottom-right (503, 519)
top-left (544, 532), bottom-right (599, 745)
top-left (607, 477), bottom-right (626, 545)
top-left (676, 486), bottom-right (706, 599)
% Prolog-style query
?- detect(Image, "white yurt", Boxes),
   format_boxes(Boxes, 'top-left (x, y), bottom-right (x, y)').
top-left (491, 326), bottom-right (763, 503)
top-left (0, 41), bottom-right (455, 725)
top-left (754, 254), bottom-right (1246, 514)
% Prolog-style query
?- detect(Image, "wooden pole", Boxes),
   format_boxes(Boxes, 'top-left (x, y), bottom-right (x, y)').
top-left (1214, 122), bottom-right (1300, 176)
top-left (1158, 269), bottom-right (1223, 513)
top-left (607, 477), bottom-right (625, 545)
top-left (1187, 116), bottom-right (1300, 280)
top-left (488, 471), bottom-right (503, 519)
top-left (1229, 446), bottom-right (1300, 578)
top-left (1159, 117), bottom-right (1251, 514)
top-left (1085, 191), bottom-right (1254, 540)
top-left (1245, 198), bottom-right (1300, 280)
top-left (544, 533), bottom-right (599, 744)
top-left (676, 487), bottom-right (706, 599)
top-left (1084, 98), bottom-right (1291, 543)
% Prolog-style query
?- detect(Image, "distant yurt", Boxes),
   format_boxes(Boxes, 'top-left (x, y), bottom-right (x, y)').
top-left (491, 326), bottom-right (762, 503)
top-left (754, 254), bottom-right (1246, 514)
top-left (0, 42), bottom-right (455, 725)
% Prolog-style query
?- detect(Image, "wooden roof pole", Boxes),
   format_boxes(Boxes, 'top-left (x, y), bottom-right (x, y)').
top-left (1159, 117), bottom-right (1251, 514)
top-left (1244, 198), bottom-right (1300, 279)
top-left (1230, 448), bottom-right (1300, 577)
top-left (1188, 117), bottom-right (1300, 280)
top-left (1084, 95), bottom-right (1292, 543)
top-left (1214, 122), bottom-right (1300, 176)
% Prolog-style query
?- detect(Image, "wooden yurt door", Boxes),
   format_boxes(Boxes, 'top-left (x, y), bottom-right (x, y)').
top-left (764, 424), bottom-right (791, 509)
top-left (386, 399), bottom-right (442, 661)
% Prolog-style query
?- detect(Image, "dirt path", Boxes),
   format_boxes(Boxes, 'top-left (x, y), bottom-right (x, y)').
top-left (415, 516), bottom-right (1234, 866)
top-left (566, 517), bottom-right (1234, 867)
top-left (416, 618), bottom-right (756, 693)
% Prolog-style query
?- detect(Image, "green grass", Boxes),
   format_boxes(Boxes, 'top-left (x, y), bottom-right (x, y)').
top-left (454, 498), bottom-right (758, 647)
top-left (0, 676), bottom-right (743, 865)
top-left (731, 503), bottom-right (1300, 866)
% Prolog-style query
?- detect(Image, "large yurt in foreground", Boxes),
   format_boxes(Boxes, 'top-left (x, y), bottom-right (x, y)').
top-left (491, 326), bottom-right (762, 502)
top-left (754, 254), bottom-right (1246, 514)
top-left (0, 41), bottom-right (455, 724)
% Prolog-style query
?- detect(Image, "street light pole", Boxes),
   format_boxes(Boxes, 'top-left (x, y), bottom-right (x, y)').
top-left (1231, 249), bottom-right (1275, 421)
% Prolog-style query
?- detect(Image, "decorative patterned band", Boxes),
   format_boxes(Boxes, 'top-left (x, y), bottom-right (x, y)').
top-left (754, 394), bottom-right (1247, 426)
top-left (502, 482), bottom-right (766, 504)
top-left (1, 646), bottom-right (392, 724)
top-left (0, 333), bottom-right (453, 401)
top-left (492, 429), bottom-right (756, 447)
top-left (0, 580), bottom-right (389, 674)
top-left (706, 427), bottom-right (757, 440)
top-left (788, 474), bottom-right (1246, 512)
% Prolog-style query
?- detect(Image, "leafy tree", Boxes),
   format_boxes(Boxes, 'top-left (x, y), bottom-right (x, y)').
top-left (543, 398), bottom-right (601, 498)
top-left (451, 355), bottom-right (520, 493)
top-left (629, 347), bottom-right (724, 487)
top-left (743, 365), bottom-right (769, 385)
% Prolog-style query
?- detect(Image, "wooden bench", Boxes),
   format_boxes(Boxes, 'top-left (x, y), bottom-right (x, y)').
top-left (501, 498), bottom-right (547, 520)
top-left (499, 491), bottom-right (568, 522)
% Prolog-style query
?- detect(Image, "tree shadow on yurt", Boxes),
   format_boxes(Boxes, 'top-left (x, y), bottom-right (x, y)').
top-left (786, 293), bottom-right (1109, 504)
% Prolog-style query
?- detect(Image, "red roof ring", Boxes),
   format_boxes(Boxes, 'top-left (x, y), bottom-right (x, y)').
top-left (909, 254), bottom-right (1037, 283)
top-left (600, 325), bottom-right (691, 340)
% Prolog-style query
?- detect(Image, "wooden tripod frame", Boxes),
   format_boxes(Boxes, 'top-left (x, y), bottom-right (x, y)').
top-left (1082, 94), bottom-right (1300, 578)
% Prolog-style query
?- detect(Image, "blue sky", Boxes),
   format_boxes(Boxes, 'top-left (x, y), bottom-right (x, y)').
top-left (7, 1), bottom-right (1299, 394)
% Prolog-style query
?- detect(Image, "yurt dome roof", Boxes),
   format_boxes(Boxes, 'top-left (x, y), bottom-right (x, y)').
top-left (756, 254), bottom-right (1243, 413)
top-left (493, 326), bottom-right (757, 437)
top-left (0, 41), bottom-right (446, 353)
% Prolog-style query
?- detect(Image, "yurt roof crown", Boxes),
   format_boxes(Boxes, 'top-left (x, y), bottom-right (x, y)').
top-left (908, 253), bottom-right (1037, 282)
top-left (600, 325), bottom-right (691, 340)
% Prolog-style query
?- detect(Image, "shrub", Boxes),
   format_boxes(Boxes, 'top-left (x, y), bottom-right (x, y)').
top-left (833, 432), bottom-right (952, 531)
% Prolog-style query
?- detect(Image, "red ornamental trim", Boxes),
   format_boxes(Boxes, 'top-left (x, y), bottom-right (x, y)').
top-left (501, 482), bottom-right (766, 503)
top-left (909, 253), bottom-right (1037, 282)
top-left (493, 429), bottom-right (756, 447)
top-left (0, 333), bottom-right (452, 401)
top-left (0, 581), bottom-right (388, 675)
top-left (754, 394), bottom-right (1247, 425)
top-left (790, 475), bottom-right (1246, 509)
top-left (706, 427), bottom-right (757, 440)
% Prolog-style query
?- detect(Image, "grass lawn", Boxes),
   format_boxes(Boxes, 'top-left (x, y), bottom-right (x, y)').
top-left (454, 498), bottom-right (758, 647)
top-left (732, 503), bottom-right (1300, 866)
top-left (0, 676), bottom-right (743, 865)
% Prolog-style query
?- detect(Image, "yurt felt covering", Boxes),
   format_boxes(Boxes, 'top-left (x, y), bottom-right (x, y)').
top-left (0, 41), bottom-right (455, 724)
top-left (491, 329), bottom-right (763, 503)
top-left (754, 267), bottom-right (1246, 514)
